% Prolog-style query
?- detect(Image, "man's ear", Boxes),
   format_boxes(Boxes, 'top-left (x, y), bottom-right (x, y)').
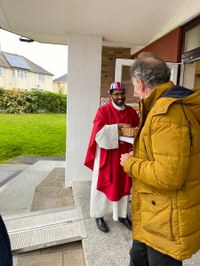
top-left (138, 79), bottom-right (145, 92)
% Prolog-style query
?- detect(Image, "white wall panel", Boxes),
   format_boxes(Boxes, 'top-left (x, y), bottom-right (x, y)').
top-left (66, 33), bottom-right (102, 185)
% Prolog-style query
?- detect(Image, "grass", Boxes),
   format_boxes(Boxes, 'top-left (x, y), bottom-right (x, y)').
top-left (0, 113), bottom-right (66, 163)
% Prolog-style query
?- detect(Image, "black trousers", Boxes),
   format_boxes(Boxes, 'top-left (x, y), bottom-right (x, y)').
top-left (130, 240), bottom-right (182, 266)
top-left (0, 215), bottom-right (13, 266)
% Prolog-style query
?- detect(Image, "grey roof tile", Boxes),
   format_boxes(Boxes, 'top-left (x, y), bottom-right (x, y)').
top-left (53, 74), bottom-right (67, 82)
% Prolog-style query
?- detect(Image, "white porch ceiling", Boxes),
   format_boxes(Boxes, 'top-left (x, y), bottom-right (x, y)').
top-left (0, 0), bottom-right (199, 52)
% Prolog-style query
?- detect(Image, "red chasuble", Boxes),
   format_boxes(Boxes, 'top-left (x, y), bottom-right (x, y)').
top-left (84, 102), bottom-right (139, 201)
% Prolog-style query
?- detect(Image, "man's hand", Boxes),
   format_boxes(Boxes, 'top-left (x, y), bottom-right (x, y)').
top-left (120, 152), bottom-right (133, 167)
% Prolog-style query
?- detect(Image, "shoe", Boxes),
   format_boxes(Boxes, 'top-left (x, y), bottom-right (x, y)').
top-left (118, 216), bottom-right (132, 230)
top-left (95, 218), bottom-right (109, 233)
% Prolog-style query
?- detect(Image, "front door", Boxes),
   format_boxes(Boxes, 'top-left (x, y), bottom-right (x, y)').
top-left (114, 58), bottom-right (179, 106)
top-left (114, 59), bottom-right (138, 107)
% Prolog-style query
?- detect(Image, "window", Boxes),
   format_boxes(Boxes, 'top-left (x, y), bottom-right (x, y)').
top-left (12, 69), bottom-right (28, 79)
top-left (39, 74), bottom-right (45, 81)
top-left (0, 66), bottom-right (3, 76)
top-left (181, 15), bottom-right (200, 88)
top-left (17, 70), bottom-right (21, 78)
top-left (184, 24), bottom-right (200, 53)
top-left (182, 15), bottom-right (200, 63)
top-left (12, 69), bottom-right (16, 78)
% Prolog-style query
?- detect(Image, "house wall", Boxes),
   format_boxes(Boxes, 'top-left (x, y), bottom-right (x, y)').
top-left (0, 67), bottom-right (11, 88)
top-left (0, 67), bottom-right (53, 92)
top-left (53, 81), bottom-right (67, 94)
top-left (131, 28), bottom-right (182, 62)
top-left (100, 47), bottom-right (131, 104)
top-left (29, 72), bottom-right (53, 92)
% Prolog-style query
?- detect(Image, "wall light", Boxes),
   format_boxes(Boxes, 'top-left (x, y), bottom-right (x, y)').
top-left (19, 36), bottom-right (34, 43)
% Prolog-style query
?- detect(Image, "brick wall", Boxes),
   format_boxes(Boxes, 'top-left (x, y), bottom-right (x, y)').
top-left (100, 47), bottom-right (131, 100)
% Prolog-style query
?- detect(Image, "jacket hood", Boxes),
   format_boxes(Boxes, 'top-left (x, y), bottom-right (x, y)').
top-left (142, 82), bottom-right (200, 120)
top-left (161, 85), bottom-right (194, 98)
top-left (163, 85), bottom-right (200, 120)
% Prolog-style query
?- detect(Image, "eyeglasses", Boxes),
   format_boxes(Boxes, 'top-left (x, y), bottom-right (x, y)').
top-left (111, 92), bottom-right (125, 97)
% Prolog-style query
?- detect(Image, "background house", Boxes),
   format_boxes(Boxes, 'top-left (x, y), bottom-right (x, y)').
top-left (0, 51), bottom-right (53, 92)
top-left (53, 74), bottom-right (67, 94)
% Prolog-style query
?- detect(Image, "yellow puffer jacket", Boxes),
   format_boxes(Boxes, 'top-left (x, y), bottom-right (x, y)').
top-left (124, 81), bottom-right (200, 260)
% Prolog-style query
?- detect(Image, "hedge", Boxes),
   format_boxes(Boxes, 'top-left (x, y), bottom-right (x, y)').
top-left (0, 88), bottom-right (67, 113)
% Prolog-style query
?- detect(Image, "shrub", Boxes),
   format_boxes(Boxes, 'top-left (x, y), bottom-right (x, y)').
top-left (0, 90), bottom-right (27, 113)
top-left (0, 89), bottom-right (67, 113)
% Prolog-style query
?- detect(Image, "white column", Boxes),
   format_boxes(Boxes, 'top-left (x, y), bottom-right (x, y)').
top-left (65, 33), bottom-right (102, 186)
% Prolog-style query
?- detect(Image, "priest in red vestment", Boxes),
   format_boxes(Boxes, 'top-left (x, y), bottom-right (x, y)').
top-left (84, 82), bottom-right (139, 233)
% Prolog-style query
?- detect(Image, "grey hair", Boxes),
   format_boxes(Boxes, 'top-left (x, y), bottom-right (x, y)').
top-left (130, 52), bottom-right (171, 88)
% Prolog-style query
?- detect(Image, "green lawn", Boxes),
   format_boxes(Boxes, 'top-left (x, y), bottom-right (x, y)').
top-left (0, 113), bottom-right (66, 163)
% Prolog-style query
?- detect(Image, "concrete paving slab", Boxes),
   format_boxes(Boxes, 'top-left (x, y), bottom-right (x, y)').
top-left (63, 247), bottom-right (86, 266)
top-left (17, 251), bottom-right (63, 266)
top-left (17, 242), bottom-right (85, 266)
top-left (8, 156), bottom-right (65, 165)
top-left (57, 161), bottom-right (66, 168)
top-left (0, 160), bottom-right (64, 216)
top-left (40, 237), bottom-right (85, 266)
top-left (0, 164), bottom-right (28, 183)
top-left (31, 168), bottom-right (74, 211)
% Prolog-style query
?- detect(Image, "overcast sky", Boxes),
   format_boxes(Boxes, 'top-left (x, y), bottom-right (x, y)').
top-left (0, 29), bottom-right (68, 79)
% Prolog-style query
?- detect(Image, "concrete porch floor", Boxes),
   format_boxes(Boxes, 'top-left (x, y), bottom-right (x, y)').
top-left (0, 157), bottom-right (199, 266)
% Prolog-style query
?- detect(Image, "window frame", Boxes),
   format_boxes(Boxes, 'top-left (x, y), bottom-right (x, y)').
top-left (181, 15), bottom-right (200, 63)
top-left (0, 66), bottom-right (4, 76)
top-left (39, 74), bottom-right (45, 82)
top-left (12, 69), bottom-right (28, 79)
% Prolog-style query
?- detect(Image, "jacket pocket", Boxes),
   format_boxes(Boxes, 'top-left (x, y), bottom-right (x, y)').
top-left (140, 192), bottom-right (174, 240)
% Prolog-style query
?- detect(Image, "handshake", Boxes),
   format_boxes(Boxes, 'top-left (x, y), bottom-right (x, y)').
top-left (120, 150), bottom-right (133, 167)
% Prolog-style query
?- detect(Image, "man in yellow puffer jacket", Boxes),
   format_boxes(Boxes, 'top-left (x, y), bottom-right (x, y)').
top-left (120, 52), bottom-right (200, 266)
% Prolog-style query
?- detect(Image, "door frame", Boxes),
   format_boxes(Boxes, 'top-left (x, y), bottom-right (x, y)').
top-left (115, 58), bottom-right (179, 85)
top-left (115, 58), bottom-right (134, 82)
